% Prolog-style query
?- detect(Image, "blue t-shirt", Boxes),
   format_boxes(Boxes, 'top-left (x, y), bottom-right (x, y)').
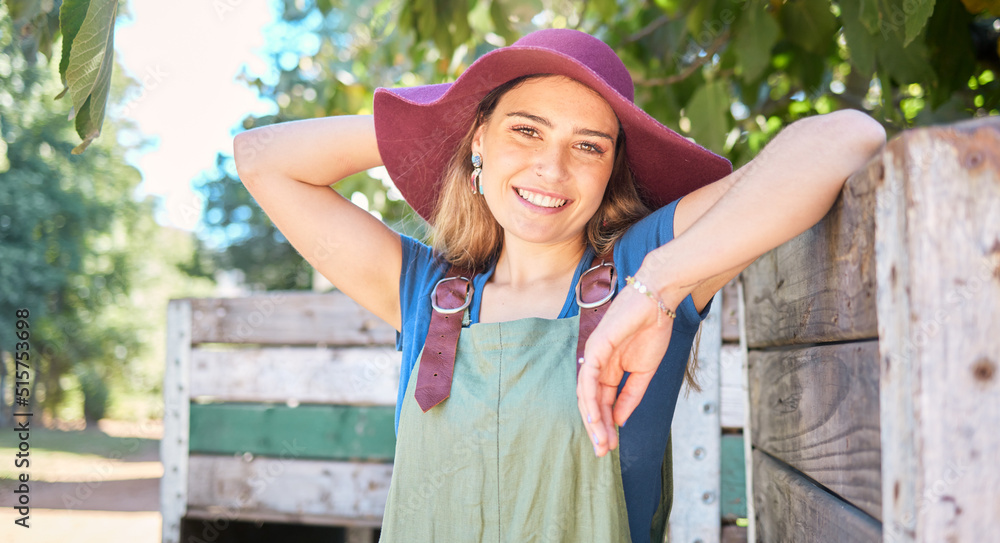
top-left (395, 196), bottom-right (712, 542)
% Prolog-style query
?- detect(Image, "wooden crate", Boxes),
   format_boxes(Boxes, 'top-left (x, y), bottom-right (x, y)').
top-left (742, 116), bottom-right (1000, 542)
top-left (162, 291), bottom-right (399, 543)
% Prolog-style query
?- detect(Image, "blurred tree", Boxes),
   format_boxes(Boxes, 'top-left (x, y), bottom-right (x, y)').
top-left (197, 0), bottom-right (999, 290)
top-left (0, 4), bottom-right (156, 427)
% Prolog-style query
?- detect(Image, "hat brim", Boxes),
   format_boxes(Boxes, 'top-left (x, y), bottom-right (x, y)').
top-left (374, 43), bottom-right (732, 223)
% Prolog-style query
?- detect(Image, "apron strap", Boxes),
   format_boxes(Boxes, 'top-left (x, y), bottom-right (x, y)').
top-left (414, 266), bottom-right (473, 412)
top-left (416, 247), bottom-right (617, 412)
top-left (575, 249), bottom-right (617, 378)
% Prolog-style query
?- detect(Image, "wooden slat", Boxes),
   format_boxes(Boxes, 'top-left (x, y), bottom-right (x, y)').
top-left (721, 278), bottom-right (741, 343)
top-left (190, 346), bottom-right (400, 405)
top-left (187, 291), bottom-right (396, 345)
top-left (753, 450), bottom-right (881, 542)
top-left (875, 116), bottom-right (1000, 543)
top-left (720, 344), bottom-right (746, 429)
top-left (162, 300), bottom-right (192, 543)
top-left (669, 292), bottom-right (722, 543)
top-left (736, 278), bottom-right (757, 542)
top-left (721, 434), bottom-right (747, 520)
top-left (741, 156), bottom-right (881, 349)
top-left (721, 525), bottom-right (748, 543)
top-left (186, 455), bottom-right (392, 526)
top-left (748, 341), bottom-right (881, 520)
top-left (189, 403), bottom-right (396, 461)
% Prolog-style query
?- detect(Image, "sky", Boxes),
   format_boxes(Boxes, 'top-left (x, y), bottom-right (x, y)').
top-left (114, 0), bottom-right (278, 231)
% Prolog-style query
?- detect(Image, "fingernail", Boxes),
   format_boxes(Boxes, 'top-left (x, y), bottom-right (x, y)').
top-left (620, 419), bottom-right (626, 428)
top-left (592, 432), bottom-right (599, 445)
top-left (587, 414), bottom-right (592, 424)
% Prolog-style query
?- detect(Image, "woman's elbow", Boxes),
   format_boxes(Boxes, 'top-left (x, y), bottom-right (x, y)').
top-left (233, 129), bottom-right (264, 185)
top-left (829, 109), bottom-right (887, 159)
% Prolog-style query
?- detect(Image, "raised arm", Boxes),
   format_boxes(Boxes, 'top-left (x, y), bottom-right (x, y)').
top-left (578, 109), bottom-right (886, 456)
top-left (233, 115), bottom-right (404, 330)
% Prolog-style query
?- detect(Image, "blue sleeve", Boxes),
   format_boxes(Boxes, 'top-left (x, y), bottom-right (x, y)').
top-left (397, 233), bottom-right (449, 350)
top-left (615, 197), bottom-right (714, 333)
top-left (395, 234), bottom-right (450, 433)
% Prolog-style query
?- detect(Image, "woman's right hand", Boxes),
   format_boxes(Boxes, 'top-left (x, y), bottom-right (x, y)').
top-left (233, 115), bottom-right (404, 331)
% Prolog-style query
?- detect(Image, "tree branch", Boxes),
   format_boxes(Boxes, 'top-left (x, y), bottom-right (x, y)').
top-left (635, 29), bottom-right (730, 87)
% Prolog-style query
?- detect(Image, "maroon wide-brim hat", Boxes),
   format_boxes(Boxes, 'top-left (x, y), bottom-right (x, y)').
top-left (373, 28), bottom-right (732, 223)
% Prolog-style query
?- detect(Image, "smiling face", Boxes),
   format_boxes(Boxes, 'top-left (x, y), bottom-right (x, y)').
top-left (471, 75), bottom-right (619, 249)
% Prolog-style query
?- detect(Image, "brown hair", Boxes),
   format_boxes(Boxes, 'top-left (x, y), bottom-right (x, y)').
top-left (428, 74), bottom-right (703, 391)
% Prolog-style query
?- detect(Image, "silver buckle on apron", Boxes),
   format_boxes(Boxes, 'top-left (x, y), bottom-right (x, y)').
top-left (576, 260), bottom-right (616, 308)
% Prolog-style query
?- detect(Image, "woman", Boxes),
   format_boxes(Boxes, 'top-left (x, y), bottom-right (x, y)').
top-left (233, 28), bottom-right (885, 542)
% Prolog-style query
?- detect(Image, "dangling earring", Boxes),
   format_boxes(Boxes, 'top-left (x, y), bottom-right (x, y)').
top-left (470, 153), bottom-right (483, 195)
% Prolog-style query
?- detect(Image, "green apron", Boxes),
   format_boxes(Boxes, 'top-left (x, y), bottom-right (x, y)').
top-left (379, 313), bottom-right (633, 542)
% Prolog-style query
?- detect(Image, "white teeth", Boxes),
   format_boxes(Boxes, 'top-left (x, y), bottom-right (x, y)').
top-left (516, 188), bottom-right (567, 208)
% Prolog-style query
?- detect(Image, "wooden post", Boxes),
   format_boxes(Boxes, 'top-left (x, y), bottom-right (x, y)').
top-left (875, 116), bottom-right (1000, 542)
top-left (162, 299), bottom-right (192, 543)
top-left (670, 291), bottom-right (723, 543)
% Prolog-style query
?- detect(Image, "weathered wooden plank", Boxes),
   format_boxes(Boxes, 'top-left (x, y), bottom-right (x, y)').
top-left (669, 292), bottom-right (722, 543)
top-left (736, 278), bottom-right (757, 542)
top-left (187, 291), bottom-right (396, 346)
top-left (720, 344), bottom-right (746, 429)
top-left (189, 403), bottom-right (396, 461)
top-left (742, 156), bottom-right (881, 349)
top-left (190, 346), bottom-right (401, 406)
top-left (748, 341), bottom-right (881, 520)
top-left (162, 300), bottom-right (192, 543)
top-left (721, 434), bottom-right (747, 520)
top-left (721, 524), bottom-right (748, 543)
top-left (875, 116), bottom-right (1000, 543)
top-left (186, 455), bottom-right (392, 526)
top-left (753, 450), bottom-right (881, 542)
top-left (346, 527), bottom-right (377, 543)
top-left (721, 278), bottom-right (741, 343)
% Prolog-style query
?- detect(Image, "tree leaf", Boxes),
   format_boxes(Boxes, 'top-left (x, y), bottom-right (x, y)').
top-left (685, 80), bottom-right (730, 154)
top-left (876, 25), bottom-right (934, 87)
top-left (489, 0), bottom-right (517, 43)
top-left (903, 0), bottom-right (935, 46)
top-left (64, 0), bottom-right (116, 118)
top-left (58, 0), bottom-right (90, 93)
top-left (733, 1), bottom-right (779, 82)
top-left (839, 0), bottom-right (878, 77)
top-left (779, 0), bottom-right (838, 55)
top-left (925, 0), bottom-right (975, 107)
top-left (65, 0), bottom-right (117, 153)
top-left (859, 0), bottom-right (882, 34)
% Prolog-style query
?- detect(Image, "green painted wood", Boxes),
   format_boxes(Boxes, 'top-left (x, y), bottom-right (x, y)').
top-left (721, 434), bottom-right (747, 519)
top-left (189, 402), bottom-right (396, 461)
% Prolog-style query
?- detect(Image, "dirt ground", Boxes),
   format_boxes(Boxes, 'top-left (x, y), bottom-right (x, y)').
top-left (0, 419), bottom-right (163, 543)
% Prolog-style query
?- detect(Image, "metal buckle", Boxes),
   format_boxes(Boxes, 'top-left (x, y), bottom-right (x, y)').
top-left (431, 276), bottom-right (473, 314)
top-left (575, 261), bottom-right (616, 309)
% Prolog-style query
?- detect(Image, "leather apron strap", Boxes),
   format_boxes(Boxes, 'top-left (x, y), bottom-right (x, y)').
top-left (575, 250), bottom-right (616, 376)
top-left (414, 266), bottom-right (473, 412)
top-left (415, 248), bottom-right (616, 412)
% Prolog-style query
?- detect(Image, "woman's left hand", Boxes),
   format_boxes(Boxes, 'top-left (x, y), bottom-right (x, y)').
top-left (576, 281), bottom-right (682, 457)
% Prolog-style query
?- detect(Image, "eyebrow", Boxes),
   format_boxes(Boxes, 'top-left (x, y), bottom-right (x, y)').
top-left (506, 111), bottom-right (616, 143)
